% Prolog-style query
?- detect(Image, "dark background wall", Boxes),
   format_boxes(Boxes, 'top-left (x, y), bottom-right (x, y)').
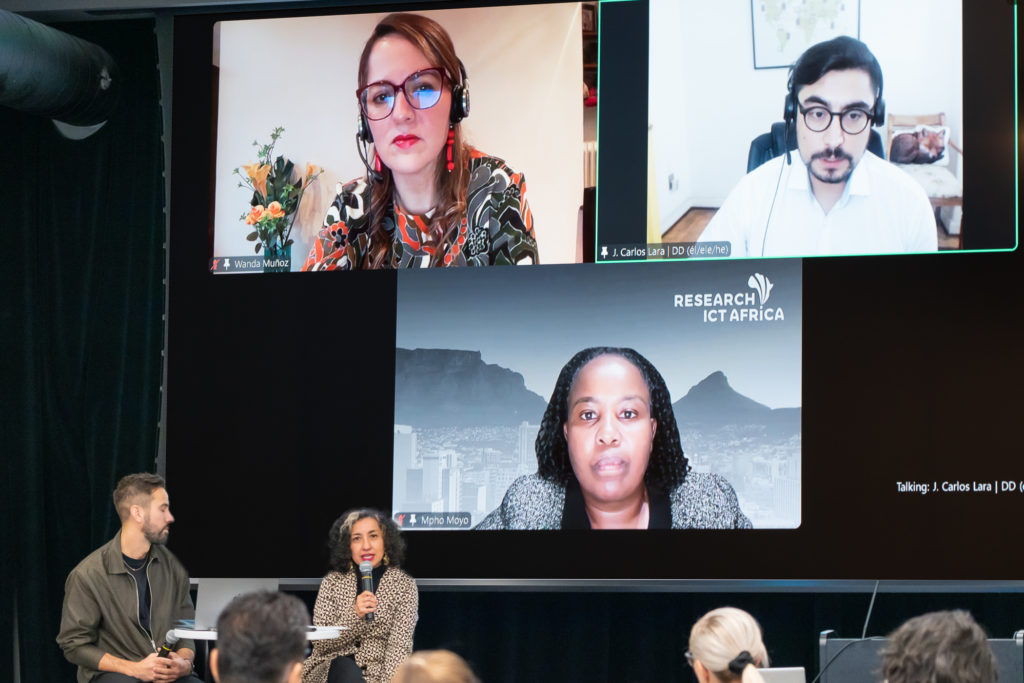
top-left (2, 3), bottom-right (1023, 683)
top-left (1, 16), bottom-right (166, 683)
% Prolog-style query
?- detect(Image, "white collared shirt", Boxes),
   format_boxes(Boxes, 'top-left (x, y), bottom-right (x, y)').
top-left (699, 152), bottom-right (938, 258)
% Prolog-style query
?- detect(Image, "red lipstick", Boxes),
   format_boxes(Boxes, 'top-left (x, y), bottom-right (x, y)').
top-left (392, 134), bottom-right (420, 149)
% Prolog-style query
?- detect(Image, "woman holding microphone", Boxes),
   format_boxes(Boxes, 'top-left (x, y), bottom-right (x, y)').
top-left (304, 509), bottom-right (418, 683)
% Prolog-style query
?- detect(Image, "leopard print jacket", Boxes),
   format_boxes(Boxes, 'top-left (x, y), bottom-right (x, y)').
top-left (302, 567), bottom-right (419, 683)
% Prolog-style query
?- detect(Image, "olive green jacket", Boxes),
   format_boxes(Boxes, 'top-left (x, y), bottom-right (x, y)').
top-left (56, 531), bottom-right (196, 683)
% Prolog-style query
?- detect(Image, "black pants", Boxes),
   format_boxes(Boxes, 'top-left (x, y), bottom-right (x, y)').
top-left (326, 654), bottom-right (366, 683)
top-left (93, 674), bottom-right (204, 683)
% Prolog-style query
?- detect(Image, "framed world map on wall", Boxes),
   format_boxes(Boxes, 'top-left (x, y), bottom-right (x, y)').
top-left (751, 0), bottom-right (860, 69)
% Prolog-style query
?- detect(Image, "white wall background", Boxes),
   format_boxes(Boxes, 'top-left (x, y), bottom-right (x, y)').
top-left (213, 4), bottom-right (583, 266)
top-left (649, 0), bottom-right (963, 234)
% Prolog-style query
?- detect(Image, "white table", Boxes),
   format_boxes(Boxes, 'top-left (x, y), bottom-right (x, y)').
top-left (169, 625), bottom-right (344, 678)
top-left (171, 625), bottom-right (344, 641)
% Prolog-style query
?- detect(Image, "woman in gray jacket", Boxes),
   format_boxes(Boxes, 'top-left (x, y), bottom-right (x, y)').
top-left (476, 347), bottom-right (751, 530)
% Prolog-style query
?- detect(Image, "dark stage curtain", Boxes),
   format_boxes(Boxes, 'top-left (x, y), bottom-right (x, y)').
top-left (0, 19), bottom-right (165, 683)
top-left (408, 589), bottom-right (1024, 683)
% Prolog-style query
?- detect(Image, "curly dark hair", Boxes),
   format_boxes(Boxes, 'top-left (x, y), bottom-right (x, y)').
top-left (327, 508), bottom-right (406, 572)
top-left (882, 610), bottom-right (997, 683)
top-left (535, 347), bottom-right (690, 490)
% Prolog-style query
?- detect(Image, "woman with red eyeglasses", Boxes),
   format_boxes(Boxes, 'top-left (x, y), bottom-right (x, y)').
top-left (302, 13), bottom-right (537, 270)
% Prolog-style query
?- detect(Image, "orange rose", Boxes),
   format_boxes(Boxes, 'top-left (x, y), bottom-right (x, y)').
top-left (267, 201), bottom-right (286, 219)
top-left (245, 204), bottom-right (266, 225)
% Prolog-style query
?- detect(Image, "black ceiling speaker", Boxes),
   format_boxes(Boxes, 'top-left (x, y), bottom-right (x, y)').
top-left (0, 8), bottom-right (120, 126)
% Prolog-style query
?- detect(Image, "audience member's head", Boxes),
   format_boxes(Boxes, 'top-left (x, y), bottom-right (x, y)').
top-left (882, 610), bottom-right (997, 683)
top-left (210, 591), bottom-right (310, 683)
top-left (688, 607), bottom-right (769, 683)
top-left (391, 650), bottom-right (481, 683)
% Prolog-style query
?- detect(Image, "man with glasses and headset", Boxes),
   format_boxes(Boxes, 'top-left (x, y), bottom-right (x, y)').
top-left (699, 36), bottom-right (937, 258)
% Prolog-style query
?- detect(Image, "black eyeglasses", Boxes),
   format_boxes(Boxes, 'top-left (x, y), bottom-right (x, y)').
top-left (799, 104), bottom-right (872, 135)
top-left (356, 67), bottom-right (447, 121)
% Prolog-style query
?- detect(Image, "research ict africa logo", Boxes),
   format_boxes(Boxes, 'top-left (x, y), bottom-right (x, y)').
top-left (673, 272), bottom-right (785, 323)
top-left (747, 273), bottom-right (773, 306)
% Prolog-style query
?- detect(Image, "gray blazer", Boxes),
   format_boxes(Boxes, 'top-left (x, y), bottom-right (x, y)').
top-left (475, 472), bottom-right (752, 530)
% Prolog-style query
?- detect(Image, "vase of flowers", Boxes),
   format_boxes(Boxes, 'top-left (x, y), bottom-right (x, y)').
top-left (235, 127), bottom-right (321, 273)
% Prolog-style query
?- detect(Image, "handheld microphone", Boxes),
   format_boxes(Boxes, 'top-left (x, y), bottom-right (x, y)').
top-left (157, 630), bottom-right (179, 657)
top-left (359, 560), bottom-right (375, 623)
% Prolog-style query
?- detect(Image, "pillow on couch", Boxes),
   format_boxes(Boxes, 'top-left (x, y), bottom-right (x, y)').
top-left (889, 125), bottom-right (950, 165)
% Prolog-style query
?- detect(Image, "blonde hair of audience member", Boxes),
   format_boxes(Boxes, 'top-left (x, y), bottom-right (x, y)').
top-left (689, 607), bottom-right (769, 683)
top-left (391, 650), bottom-right (480, 683)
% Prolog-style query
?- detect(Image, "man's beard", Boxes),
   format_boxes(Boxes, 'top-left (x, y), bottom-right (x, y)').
top-left (143, 522), bottom-right (170, 546)
top-left (809, 147), bottom-right (855, 184)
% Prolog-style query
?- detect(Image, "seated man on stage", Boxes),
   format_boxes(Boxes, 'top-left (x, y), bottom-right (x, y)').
top-left (210, 591), bottom-right (309, 683)
top-left (699, 36), bottom-right (938, 258)
top-left (882, 610), bottom-right (997, 683)
top-left (57, 473), bottom-right (200, 683)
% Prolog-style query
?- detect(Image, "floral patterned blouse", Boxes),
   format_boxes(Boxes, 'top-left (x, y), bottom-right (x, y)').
top-left (302, 149), bottom-right (537, 270)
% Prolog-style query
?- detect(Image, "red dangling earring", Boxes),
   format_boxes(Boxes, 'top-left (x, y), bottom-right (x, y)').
top-left (445, 128), bottom-right (455, 172)
top-left (374, 151), bottom-right (382, 173)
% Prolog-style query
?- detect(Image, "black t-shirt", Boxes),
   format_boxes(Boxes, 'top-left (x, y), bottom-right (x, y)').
top-left (122, 553), bottom-right (152, 634)
top-left (561, 477), bottom-right (672, 529)
top-left (353, 562), bottom-right (387, 594)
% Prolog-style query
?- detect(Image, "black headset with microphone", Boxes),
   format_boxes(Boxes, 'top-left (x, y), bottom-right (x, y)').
top-left (356, 60), bottom-right (470, 182)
